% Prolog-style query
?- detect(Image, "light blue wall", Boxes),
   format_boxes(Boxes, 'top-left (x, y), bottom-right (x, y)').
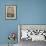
top-left (19, 0), bottom-right (46, 24)
top-left (0, 0), bottom-right (46, 44)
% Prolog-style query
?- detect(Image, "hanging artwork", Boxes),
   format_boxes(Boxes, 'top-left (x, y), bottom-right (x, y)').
top-left (5, 5), bottom-right (16, 20)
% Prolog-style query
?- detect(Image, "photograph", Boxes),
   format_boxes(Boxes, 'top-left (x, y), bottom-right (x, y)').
top-left (5, 5), bottom-right (16, 20)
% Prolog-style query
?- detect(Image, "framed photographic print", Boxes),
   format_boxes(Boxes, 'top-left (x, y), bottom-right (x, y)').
top-left (5, 5), bottom-right (16, 20)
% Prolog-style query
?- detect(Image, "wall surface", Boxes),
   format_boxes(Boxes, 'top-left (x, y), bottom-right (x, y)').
top-left (0, 0), bottom-right (46, 45)
top-left (19, 0), bottom-right (46, 24)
